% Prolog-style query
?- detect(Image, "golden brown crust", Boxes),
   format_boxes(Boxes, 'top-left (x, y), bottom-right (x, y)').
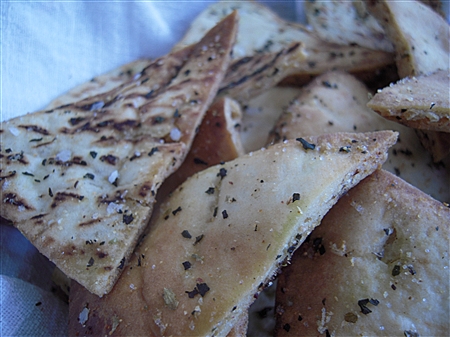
top-left (275, 169), bottom-right (450, 336)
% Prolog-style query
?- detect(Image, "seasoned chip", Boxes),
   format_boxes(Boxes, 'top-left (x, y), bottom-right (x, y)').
top-left (368, 70), bottom-right (450, 132)
top-left (268, 71), bottom-right (450, 202)
top-left (367, 0), bottom-right (449, 78)
top-left (156, 96), bottom-right (245, 202)
top-left (275, 169), bottom-right (449, 337)
top-left (0, 12), bottom-right (238, 296)
top-left (304, 0), bottom-right (394, 52)
top-left (68, 130), bottom-right (397, 337)
top-left (173, 1), bottom-right (394, 102)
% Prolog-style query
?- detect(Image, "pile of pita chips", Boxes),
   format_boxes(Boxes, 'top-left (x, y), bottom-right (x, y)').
top-left (173, 0), bottom-right (394, 101)
top-left (69, 89), bottom-right (249, 337)
top-left (68, 130), bottom-right (397, 337)
top-left (275, 169), bottom-right (449, 337)
top-left (366, 0), bottom-right (450, 161)
top-left (0, 12), bottom-right (238, 296)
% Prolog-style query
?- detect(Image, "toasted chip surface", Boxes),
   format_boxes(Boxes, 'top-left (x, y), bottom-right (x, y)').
top-left (68, 131), bottom-right (397, 337)
top-left (367, 0), bottom-right (449, 78)
top-left (275, 169), bottom-right (449, 337)
top-left (367, 0), bottom-right (450, 161)
top-left (174, 1), bottom-right (393, 103)
top-left (46, 59), bottom-right (152, 110)
top-left (304, 0), bottom-right (394, 52)
top-left (0, 12), bottom-right (238, 296)
top-left (368, 70), bottom-right (450, 132)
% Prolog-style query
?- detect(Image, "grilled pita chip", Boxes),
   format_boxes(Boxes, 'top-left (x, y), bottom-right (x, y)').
top-left (275, 169), bottom-right (450, 337)
top-left (173, 1), bottom-right (393, 102)
top-left (68, 130), bottom-right (397, 337)
top-left (304, 0), bottom-right (394, 52)
top-left (268, 71), bottom-right (450, 202)
top-left (0, 11), bottom-right (238, 296)
top-left (367, 70), bottom-right (450, 132)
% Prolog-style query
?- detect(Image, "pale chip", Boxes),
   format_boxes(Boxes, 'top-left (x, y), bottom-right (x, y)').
top-left (68, 131), bottom-right (397, 336)
top-left (304, 0), bottom-right (394, 52)
top-left (275, 169), bottom-right (449, 337)
top-left (368, 70), bottom-right (450, 132)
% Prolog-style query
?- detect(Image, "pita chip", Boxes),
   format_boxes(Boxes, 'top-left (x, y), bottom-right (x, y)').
top-left (275, 169), bottom-right (449, 336)
top-left (68, 130), bottom-right (397, 337)
top-left (367, 0), bottom-right (449, 78)
top-left (368, 70), bottom-right (450, 133)
top-left (0, 11), bottom-right (238, 296)
top-left (304, 0), bottom-right (394, 52)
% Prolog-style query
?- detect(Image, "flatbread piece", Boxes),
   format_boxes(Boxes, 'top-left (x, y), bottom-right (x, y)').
top-left (0, 12), bottom-right (238, 296)
top-left (368, 70), bottom-right (450, 133)
top-left (275, 169), bottom-right (449, 336)
top-left (68, 130), bottom-right (397, 337)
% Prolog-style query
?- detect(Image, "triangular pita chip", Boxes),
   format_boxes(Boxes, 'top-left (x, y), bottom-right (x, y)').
top-left (368, 70), bottom-right (450, 132)
top-left (0, 11), bottom-right (238, 296)
top-left (275, 169), bottom-right (449, 336)
top-left (268, 70), bottom-right (450, 202)
top-left (68, 130), bottom-right (397, 337)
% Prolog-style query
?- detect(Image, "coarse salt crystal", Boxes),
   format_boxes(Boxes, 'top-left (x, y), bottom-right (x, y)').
top-left (56, 149), bottom-right (72, 162)
top-left (109, 170), bottom-right (119, 184)
top-left (9, 127), bottom-right (20, 136)
top-left (170, 128), bottom-right (181, 141)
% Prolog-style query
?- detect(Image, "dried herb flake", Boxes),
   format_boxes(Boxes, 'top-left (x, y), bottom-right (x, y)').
top-left (296, 138), bottom-right (316, 150)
